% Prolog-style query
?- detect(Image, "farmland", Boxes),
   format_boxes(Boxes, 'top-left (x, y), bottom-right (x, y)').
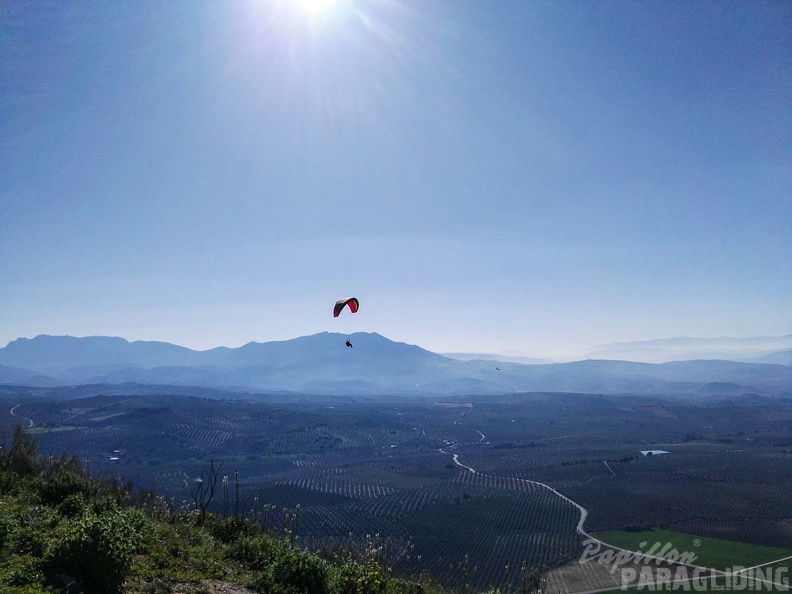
top-left (1, 385), bottom-right (792, 592)
top-left (594, 529), bottom-right (792, 572)
top-left (576, 529), bottom-right (792, 593)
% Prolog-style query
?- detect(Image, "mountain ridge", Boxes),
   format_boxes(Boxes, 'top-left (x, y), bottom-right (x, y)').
top-left (582, 334), bottom-right (792, 363)
top-left (1, 333), bottom-right (790, 397)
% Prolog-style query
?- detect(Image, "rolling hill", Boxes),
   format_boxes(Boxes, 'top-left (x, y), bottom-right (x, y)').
top-left (1, 333), bottom-right (791, 397)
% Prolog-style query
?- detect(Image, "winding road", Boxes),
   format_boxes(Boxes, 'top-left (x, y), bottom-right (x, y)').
top-left (10, 404), bottom-right (34, 428)
top-left (439, 431), bottom-right (792, 591)
top-left (440, 441), bottom-right (592, 536)
top-left (439, 449), bottom-right (477, 474)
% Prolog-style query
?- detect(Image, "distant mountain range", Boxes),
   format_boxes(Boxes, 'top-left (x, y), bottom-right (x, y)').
top-left (441, 352), bottom-right (554, 365)
top-left (581, 335), bottom-right (792, 364)
top-left (0, 333), bottom-right (790, 397)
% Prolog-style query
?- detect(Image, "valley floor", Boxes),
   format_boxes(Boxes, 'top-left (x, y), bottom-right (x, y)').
top-left (2, 386), bottom-right (791, 592)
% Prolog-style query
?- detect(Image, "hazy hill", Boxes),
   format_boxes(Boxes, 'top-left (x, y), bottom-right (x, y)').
top-left (442, 352), bottom-right (554, 365)
top-left (0, 335), bottom-right (202, 371)
top-left (583, 334), bottom-right (792, 363)
top-left (1, 333), bottom-right (791, 397)
top-left (749, 348), bottom-right (792, 365)
top-left (0, 364), bottom-right (59, 386)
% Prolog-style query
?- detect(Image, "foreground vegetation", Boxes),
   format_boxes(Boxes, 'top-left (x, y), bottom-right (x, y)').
top-left (0, 425), bottom-right (463, 594)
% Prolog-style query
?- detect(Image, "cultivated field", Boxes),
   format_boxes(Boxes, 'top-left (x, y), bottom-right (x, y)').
top-left (2, 385), bottom-right (791, 592)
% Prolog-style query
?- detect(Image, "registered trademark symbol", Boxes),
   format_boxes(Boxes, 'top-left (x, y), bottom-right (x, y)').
top-left (693, 539), bottom-right (701, 547)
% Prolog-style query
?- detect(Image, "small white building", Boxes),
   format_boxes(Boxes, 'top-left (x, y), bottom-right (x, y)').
top-left (641, 450), bottom-right (670, 456)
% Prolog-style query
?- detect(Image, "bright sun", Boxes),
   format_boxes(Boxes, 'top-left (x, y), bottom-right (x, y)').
top-left (296, 0), bottom-right (341, 17)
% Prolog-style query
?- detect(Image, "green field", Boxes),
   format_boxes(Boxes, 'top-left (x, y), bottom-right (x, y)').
top-left (27, 425), bottom-right (81, 434)
top-left (595, 529), bottom-right (792, 592)
top-left (594, 529), bottom-right (792, 571)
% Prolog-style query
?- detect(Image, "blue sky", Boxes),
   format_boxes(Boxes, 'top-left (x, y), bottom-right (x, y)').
top-left (1, 0), bottom-right (790, 357)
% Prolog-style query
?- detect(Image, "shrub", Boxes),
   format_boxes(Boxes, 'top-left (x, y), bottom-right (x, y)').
top-left (7, 562), bottom-right (45, 588)
top-left (384, 579), bottom-right (424, 594)
top-left (329, 560), bottom-right (386, 594)
top-left (0, 512), bottom-right (20, 551)
top-left (56, 493), bottom-right (88, 518)
top-left (254, 547), bottom-right (329, 594)
top-left (90, 495), bottom-right (122, 516)
top-left (227, 534), bottom-right (279, 570)
top-left (11, 527), bottom-right (47, 557)
top-left (37, 470), bottom-right (94, 507)
top-left (6, 426), bottom-right (41, 477)
top-left (209, 516), bottom-right (259, 544)
top-left (45, 508), bottom-right (146, 593)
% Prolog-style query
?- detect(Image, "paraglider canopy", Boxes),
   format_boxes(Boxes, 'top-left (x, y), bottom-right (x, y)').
top-left (333, 297), bottom-right (359, 317)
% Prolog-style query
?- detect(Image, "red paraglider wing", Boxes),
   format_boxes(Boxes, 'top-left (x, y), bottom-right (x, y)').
top-left (333, 297), bottom-right (359, 317)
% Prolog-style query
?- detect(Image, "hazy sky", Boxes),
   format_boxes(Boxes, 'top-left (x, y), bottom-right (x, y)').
top-left (2, 1), bottom-right (790, 357)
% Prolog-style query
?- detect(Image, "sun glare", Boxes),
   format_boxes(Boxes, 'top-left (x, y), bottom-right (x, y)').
top-left (296, 0), bottom-right (341, 17)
